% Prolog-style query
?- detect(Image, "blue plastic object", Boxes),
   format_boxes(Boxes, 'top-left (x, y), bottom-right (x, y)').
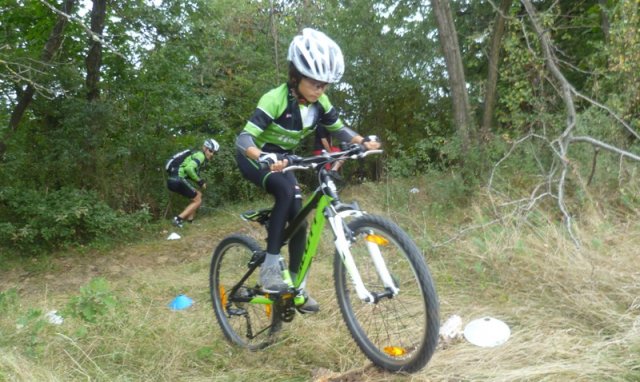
top-left (169, 294), bottom-right (193, 310)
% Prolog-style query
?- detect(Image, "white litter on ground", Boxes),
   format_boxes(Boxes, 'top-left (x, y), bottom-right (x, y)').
top-left (46, 310), bottom-right (64, 325)
top-left (439, 314), bottom-right (463, 343)
top-left (167, 232), bottom-right (181, 240)
top-left (463, 316), bottom-right (511, 347)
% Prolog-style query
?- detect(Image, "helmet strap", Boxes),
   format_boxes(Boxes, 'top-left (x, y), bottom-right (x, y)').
top-left (288, 83), bottom-right (311, 105)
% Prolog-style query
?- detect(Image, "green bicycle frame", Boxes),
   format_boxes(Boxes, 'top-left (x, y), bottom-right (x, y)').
top-left (291, 191), bottom-right (332, 289)
top-left (246, 186), bottom-right (334, 305)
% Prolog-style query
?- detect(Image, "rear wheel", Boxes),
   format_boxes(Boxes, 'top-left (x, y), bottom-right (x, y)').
top-left (334, 215), bottom-right (439, 372)
top-left (210, 234), bottom-right (281, 350)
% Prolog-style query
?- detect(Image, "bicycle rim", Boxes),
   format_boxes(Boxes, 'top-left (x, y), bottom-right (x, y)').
top-left (334, 215), bottom-right (439, 372)
top-left (210, 234), bottom-right (281, 350)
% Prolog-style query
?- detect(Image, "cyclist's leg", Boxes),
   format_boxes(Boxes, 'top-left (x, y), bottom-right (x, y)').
top-left (237, 152), bottom-right (293, 292)
top-left (181, 190), bottom-right (202, 221)
top-left (260, 173), bottom-right (309, 278)
top-left (282, 180), bottom-right (319, 313)
top-left (258, 174), bottom-right (299, 291)
top-left (167, 177), bottom-right (199, 225)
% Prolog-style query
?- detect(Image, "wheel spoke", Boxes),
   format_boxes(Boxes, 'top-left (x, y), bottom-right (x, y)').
top-left (210, 235), bottom-right (280, 350)
top-left (334, 215), bottom-right (439, 372)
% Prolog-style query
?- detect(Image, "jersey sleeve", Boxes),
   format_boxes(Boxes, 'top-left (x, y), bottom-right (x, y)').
top-left (317, 94), bottom-right (344, 132)
top-left (243, 85), bottom-right (286, 138)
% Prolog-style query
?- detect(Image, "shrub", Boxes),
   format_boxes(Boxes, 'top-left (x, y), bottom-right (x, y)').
top-left (0, 187), bottom-right (151, 255)
top-left (0, 288), bottom-right (18, 314)
top-left (64, 277), bottom-right (117, 323)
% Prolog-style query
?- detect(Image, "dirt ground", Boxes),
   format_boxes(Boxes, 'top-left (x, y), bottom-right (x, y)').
top-left (0, 226), bottom-right (224, 296)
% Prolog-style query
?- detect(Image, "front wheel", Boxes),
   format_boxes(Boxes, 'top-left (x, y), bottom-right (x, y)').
top-left (334, 215), bottom-right (439, 372)
top-left (210, 234), bottom-right (281, 350)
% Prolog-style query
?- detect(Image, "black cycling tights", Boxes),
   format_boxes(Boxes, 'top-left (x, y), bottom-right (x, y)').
top-left (236, 152), bottom-right (307, 274)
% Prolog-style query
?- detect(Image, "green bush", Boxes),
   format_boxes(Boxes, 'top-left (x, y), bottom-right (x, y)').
top-left (64, 277), bottom-right (117, 323)
top-left (0, 288), bottom-right (18, 314)
top-left (200, 145), bottom-right (264, 206)
top-left (0, 187), bottom-right (151, 255)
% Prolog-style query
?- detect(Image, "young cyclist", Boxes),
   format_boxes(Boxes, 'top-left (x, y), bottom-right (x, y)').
top-left (235, 28), bottom-right (380, 313)
top-left (167, 138), bottom-right (219, 228)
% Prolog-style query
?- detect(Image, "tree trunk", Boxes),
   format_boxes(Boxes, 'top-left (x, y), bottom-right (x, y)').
top-left (598, 0), bottom-right (610, 44)
top-left (1, 0), bottom-right (76, 157)
top-left (270, 1), bottom-right (280, 80)
top-left (480, 0), bottom-right (513, 141)
top-left (85, 0), bottom-right (107, 101)
top-left (431, 0), bottom-right (472, 157)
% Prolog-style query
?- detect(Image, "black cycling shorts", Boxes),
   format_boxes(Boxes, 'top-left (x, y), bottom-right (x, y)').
top-left (167, 177), bottom-right (197, 199)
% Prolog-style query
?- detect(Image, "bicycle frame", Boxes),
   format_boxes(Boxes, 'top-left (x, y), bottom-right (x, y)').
top-left (238, 149), bottom-right (398, 306)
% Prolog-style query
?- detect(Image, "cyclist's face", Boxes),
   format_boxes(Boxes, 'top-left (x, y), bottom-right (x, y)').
top-left (204, 148), bottom-right (215, 160)
top-left (299, 77), bottom-right (329, 103)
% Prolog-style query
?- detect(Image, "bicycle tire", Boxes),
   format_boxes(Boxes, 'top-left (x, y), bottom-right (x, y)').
top-left (210, 234), bottom-right (281, 350)
top-left (333, 214), bottom-right (439, 372)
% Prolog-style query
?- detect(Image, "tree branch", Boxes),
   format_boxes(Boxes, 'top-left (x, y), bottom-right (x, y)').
top-left (519, 0), bottom-right (579, 246)
top-left (38, 0), bottom-right (126, 60)
top-left (487, 1), bottom-right (640, 248)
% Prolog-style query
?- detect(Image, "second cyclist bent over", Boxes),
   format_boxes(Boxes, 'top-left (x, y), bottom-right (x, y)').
top-left (235, 28), bottom-right (380, 313)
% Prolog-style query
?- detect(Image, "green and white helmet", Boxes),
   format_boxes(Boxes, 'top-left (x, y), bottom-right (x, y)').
top-left (287, 28), bottom-right (344, 84)
top-left (204, 138), bottom-right (219, 152)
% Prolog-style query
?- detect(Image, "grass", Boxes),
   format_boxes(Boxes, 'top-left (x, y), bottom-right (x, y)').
top-left (1, 179), bottom-right (640, 381)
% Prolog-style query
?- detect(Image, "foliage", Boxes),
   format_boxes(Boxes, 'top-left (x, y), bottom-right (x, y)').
top-left (0, 187), bottom-right (150, 255)
top-left (15, 308), bottom-right (48, 358)
top-left (1, 182), bottom-right (640, 380)
top-left (1, 0), bottom-right (638, 252)
top-left (200, 145), bottom-right (264, 206)
top-left (0, 288), bottom-right (18, 315)
top-left (64, 277), bottom-right (117, 323)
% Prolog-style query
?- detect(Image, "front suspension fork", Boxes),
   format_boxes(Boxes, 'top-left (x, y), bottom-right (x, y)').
top-left (328, 211), bottom-right (399, 303)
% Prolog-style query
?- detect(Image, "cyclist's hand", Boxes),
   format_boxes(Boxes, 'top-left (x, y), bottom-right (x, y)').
top-left (284, 154), bottom-right (302, 165)
top-left (258, 153), bottom-right (289, 172)
top-left (197, 179), bottom-right (207, 189)
top-left (362, 135), bottom-right (381, 151)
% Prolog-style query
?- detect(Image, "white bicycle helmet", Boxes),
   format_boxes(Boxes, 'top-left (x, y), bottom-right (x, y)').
top-left (204, 138), bottom-right (219, 152)
top-left (287, 28), bottom-right (344, 84)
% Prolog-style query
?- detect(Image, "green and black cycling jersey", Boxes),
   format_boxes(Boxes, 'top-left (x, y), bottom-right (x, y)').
top-left (236, 83), bottom-right (356, 154)
top-left (176, 151), bottom-right (207, 184)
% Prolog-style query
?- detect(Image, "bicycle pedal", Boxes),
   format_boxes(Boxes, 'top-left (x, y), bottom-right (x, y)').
top-left (226, 307), bottom-right (247, 316)
top-left (241, 208), bottom-right (271, 222)
top-left (240, 210), bottom-right (257, 221)
top-left (245, 210), bottom-right (272, 230)
top-left (247, 251), bottom-right (266, 267)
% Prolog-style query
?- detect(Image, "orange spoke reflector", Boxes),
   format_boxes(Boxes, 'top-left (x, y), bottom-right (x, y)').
top-left (383, 346), bottom-right (407, 357)
top-left (265, 304), bottom-right (272, 318)
top-left (219, 286), bottom-right (227, 310)
top-left (365, 234), bottom-right (389, 245)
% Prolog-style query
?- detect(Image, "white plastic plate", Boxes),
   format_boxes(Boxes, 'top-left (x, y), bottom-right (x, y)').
top-left (463, 316), bottom-right (511, 347)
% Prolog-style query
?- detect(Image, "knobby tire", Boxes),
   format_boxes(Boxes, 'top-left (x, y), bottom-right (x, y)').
top-left (333, 214), bottom-right (439, 372)
top-left (210, 234), bottom-right (281, 350)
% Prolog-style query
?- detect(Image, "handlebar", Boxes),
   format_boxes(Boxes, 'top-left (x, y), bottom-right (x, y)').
top-left (282, 146), bottom-right (383, 173)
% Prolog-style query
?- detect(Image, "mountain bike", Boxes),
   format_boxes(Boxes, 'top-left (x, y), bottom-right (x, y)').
top-left (209, 145), bottom-right (439, 373)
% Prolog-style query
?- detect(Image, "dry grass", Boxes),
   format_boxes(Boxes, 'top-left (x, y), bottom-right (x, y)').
top-left (1, 182), bottom-right (639, 381)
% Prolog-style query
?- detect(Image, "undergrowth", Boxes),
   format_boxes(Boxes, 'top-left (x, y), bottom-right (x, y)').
top-left (1, 176), bottom-right (639, 381)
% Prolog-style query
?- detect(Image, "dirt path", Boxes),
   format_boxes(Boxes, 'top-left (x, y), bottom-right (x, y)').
top-left (0, 218), bottom-right (247, 297)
